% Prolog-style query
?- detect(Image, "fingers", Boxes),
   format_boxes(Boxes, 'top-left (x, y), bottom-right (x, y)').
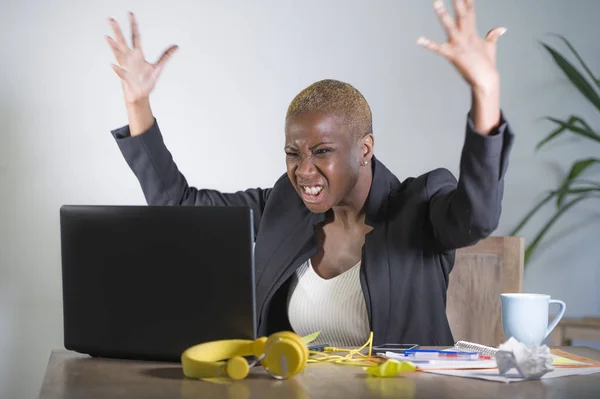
top-left (453, 0), bottom-right (467, 21)
top-left (485, 27), bottom-right (507, 44)
top-left (129, 12), bottom-right (141, 50)
top-left (154, 45), bottom-right (179, 71)
top-left (108, 18), bottom-right (128, 50)
top-left (433, 0), bottom-right (458, 39)
top-left (111, 64), bottom-right (127, 80)
top-left (416, 37), bottom-right (451, 58)
top-left (453, 0), bottom-right (472, 31)
top-left (460, 0), bottom-right (477, 33)
top-left (106, 36), bottom-right (125, 64)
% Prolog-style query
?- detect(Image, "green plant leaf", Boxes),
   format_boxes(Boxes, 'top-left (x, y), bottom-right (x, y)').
top-left (548, 34), bottom-right (600, 88)
top-left (513, 181), bottom-right (600, 237)
top-left (509, 192), bottom-right (556, 236)
top-left (542, 42), bottom-right (600, 113)
top-left (536, 116), bottom-right (581, 150)
top-left (573, 179), bottom-right (600, 188)
top-left (556, 158), bottom-right (600, 207)
top-left (553, 187), bottom-right (600, 195)
top-left (302, 331), bottom-right (320, 344)
top-left (544, 117), bottom-right (600, 144)
top-left (550, 179), bottom-right (600, 197)
top-left (524, 195), bottom-right (597, 265)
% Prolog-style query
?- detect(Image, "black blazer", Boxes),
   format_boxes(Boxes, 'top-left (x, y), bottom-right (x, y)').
top-left (111, 113), bottom-right (514, 346)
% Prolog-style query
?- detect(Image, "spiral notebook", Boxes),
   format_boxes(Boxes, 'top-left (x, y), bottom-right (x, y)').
top-left (384, 341), bottom-right (594, 371)
top-left (450, 341), bottom-right (593, 367)
top-left (451, 341), bottom-right (499, 356)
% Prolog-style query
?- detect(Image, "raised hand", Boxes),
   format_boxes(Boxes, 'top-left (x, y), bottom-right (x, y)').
top-left (106, 12), bottom-right (178, 104)
top-left (417, 0), bottom-right (506, 91)
top-left (417, 0), bottom-right (505, 134)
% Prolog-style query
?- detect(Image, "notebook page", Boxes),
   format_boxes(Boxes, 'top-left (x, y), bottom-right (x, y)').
top-left (451, 341), bottom-right (590, 366)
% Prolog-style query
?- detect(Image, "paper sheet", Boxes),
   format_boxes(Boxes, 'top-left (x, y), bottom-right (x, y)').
top-left (423, 367), bottom-right (600, 383)
top-left (551, 354), bottom-right (589, 366)
top-left (383, 352), bottom-right (497, 370)
top-left (415, 360), bottom-right (497, 370)
top-left (383, 351), bottom-right (590, 371)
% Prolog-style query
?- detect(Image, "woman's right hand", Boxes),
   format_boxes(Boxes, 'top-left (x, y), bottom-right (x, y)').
top-left (106, 12), bottom-right (178, 105)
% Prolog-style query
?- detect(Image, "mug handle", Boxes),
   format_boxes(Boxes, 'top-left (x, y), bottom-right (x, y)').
top-left (545, 299), bottom-right (566, 339)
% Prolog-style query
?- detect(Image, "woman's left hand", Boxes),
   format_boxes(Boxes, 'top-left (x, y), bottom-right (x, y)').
top-left (418, 0), bottom-right (506, 92)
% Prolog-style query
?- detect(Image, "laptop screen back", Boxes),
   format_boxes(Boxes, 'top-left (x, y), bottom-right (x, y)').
top-left (59, 205), bottom-right (256, 361)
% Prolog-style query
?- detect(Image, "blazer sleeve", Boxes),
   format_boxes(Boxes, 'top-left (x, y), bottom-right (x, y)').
top-left (111, 118), bottom-right (271, 233)
top-left (427, 111), bottom-right (515, 251)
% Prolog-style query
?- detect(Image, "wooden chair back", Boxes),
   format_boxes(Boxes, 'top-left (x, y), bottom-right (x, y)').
top-left (447, 236), bottom-right (525, 347)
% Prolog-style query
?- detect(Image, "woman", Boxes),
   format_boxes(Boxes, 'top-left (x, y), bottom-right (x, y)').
top-left (107, 0), bottom-right (514, 346)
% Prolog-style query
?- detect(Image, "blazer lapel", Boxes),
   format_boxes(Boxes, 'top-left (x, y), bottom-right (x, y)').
top-left (254, 210), bottom-right (325, 329)
top-left (362, 156), bottom-right (394, 343)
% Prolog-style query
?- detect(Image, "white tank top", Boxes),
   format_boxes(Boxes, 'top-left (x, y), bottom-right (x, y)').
top-left (286, 258), bottom-right (370, 347)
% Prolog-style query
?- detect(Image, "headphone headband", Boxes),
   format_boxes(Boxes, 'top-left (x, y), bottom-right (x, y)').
top-left (182, 332), bottom-right (307, 380)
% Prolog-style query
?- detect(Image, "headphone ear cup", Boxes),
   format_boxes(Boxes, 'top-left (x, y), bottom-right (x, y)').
top-left (262, 331), bottom-right (307, 378)
top-left (279, 331), bottom-right (308, 366)
top-left (226, 356), bottom-right (250, 380)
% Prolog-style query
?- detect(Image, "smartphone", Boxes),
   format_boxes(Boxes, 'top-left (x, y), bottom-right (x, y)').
top-left (372, 343), bottom-right (419, 354)
top-left (307, 343), bottom-right (329, 352)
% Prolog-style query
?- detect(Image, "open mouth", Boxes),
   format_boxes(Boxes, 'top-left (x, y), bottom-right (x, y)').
top-left (299, 185), bottom-right (324, 204)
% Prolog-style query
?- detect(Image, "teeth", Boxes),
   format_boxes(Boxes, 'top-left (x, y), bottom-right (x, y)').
top-left (302, 186), bottom-right (323, 196)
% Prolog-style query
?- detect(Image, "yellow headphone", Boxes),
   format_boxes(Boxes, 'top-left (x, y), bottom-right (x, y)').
top-left (181, 331), bottom-right (308, 380)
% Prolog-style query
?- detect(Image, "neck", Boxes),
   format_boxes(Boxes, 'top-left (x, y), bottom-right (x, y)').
top-left (330, 164), bottom-right (373, 228)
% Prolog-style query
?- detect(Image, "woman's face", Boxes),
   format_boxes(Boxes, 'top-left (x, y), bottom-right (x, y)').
top-left (284, 112), bottom-right (368, 213)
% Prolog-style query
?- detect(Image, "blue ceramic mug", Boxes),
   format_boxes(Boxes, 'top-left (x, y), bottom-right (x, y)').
top-left (500, 293), bottom-right (566, 347)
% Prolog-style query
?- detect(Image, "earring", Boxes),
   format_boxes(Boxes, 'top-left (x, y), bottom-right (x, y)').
top-left (362, 160), bottom-right (368, 165)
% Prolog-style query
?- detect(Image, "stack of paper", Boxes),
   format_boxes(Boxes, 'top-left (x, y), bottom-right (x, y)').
top-left (551, 354), bottom-right (589, 366)
top-left (381, 349), bottom-right (600, 382)
top-left (423, 367), bottom-right (600, 382)
top-left (383, 352), bottom-right (497, 370)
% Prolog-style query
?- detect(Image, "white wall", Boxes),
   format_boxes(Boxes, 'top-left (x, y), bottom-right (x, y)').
top-left (1, 0), bottom-right (599, 397)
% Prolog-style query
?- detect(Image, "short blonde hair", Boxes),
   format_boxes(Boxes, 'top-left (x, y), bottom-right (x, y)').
top-left (286, 79), bottom-right (372, 140)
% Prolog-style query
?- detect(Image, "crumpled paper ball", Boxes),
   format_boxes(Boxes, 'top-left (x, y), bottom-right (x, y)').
top-left (495, 337), bottom-right (555, 379)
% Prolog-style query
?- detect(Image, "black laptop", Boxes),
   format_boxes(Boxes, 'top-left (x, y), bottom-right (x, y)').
top-left (59, 205), bottom-right (257, 362)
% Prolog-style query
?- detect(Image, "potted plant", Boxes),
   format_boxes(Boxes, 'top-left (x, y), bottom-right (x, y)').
top-left (511, 35), bottom-right (600, 265)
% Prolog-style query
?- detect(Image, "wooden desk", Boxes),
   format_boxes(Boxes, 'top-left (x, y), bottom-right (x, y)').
top-left (38, 347), bottom-right (600, 399)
